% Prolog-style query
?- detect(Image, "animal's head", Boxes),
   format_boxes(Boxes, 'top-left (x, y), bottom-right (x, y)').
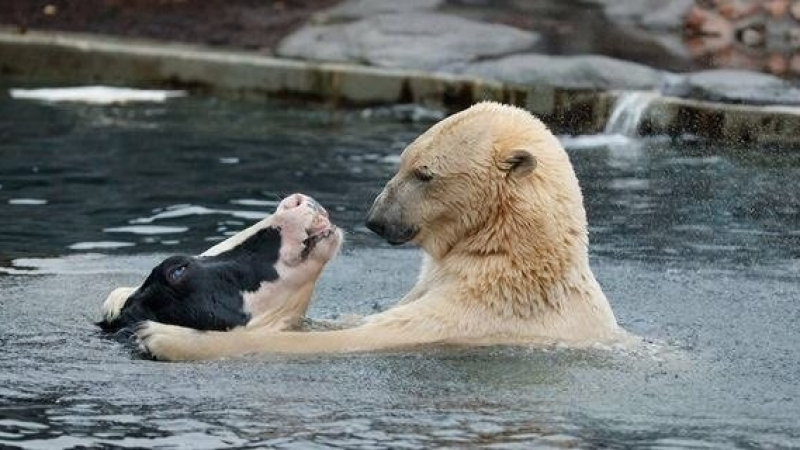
top-left (202, 193), bottom-right (342, 285)
top-left (99, 194), bottom-right (342, 333)
top-left (366, 102), bottom-right (586, 260)
top-left (267, 193), bottom-right (343, 277)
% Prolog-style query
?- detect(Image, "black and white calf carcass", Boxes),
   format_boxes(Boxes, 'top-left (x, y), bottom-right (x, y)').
top-left (98, 194), bottom-right (342, 339)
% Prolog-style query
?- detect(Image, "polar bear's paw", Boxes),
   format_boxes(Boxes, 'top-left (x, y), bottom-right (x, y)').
top-left (136, 321), bottom-right (201, 361)
top-left (101, 287), bottom-right (137, 321)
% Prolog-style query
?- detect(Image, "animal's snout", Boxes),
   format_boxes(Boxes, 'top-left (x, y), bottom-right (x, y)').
top-left (366, 217), bottom-right (387, 238)
top-left (279, 193), bottom-right (305, 210)
top-left (279, 194), bottom-right (328, 217)
top-left (366, 207), bottom-right (417, 245)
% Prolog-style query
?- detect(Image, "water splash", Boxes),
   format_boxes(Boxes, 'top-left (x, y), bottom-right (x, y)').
top-left (559, 134), bottom-right (635, 150)
top-left (103, 225), bottom-right (188, 235)
top-left (129, 204), bottom-right (270, 224)
top-left (604, 91), bottom-right (658, 136)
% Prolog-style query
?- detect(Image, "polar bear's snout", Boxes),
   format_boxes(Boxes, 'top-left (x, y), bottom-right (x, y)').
top-left (365, 215), bottom-right (417, 245)
top-left (366, 189), bottom-right (418, 245)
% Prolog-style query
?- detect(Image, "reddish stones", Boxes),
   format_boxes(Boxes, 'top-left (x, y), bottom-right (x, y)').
top-left (685, 0), bottom-right (800, 77)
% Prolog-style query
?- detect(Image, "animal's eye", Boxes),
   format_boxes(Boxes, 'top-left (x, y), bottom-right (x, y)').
top-left (168, 264), bottom-right (188, 282)
top-left (412, 166), bottom-right (434, 182)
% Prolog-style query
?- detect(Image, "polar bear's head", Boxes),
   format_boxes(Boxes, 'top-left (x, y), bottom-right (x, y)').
top-left (366, 102), bottom-right (587, 261)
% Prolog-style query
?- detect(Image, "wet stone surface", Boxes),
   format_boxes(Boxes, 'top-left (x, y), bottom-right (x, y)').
top-left (663, 69), bottom-right (800, 105)
top-left (4, 0), bottom-right (800, 108)
top-left (0, 93), bottom-right (799, 448)
top-left (460, 54), bottom-right (666, 90)
top-left (276, 12), bottom-right (540, 71)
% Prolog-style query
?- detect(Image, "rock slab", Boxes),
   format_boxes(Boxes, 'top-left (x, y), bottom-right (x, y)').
top-left (462, 54), bottom-right (666, 90)
top-left (277, 12), bottom-right (539, 72)
top-left (664, 69), bottom-right (800, 105)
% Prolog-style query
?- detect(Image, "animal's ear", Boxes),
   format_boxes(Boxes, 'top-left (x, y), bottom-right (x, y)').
top-left (498, 149), bottom-right (537, 178)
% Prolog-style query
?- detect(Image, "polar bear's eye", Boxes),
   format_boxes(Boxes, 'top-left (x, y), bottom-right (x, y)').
top-left (412, 166), bottom-right (434, 182)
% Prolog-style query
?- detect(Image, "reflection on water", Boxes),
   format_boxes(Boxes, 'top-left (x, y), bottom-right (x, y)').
top-left (0, 93), bottom-right (799, 448)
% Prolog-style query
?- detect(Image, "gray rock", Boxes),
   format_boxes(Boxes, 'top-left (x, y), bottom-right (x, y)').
top-left (640, 0), bottom-right (694, 31)
top-left (277, 13), bottom-right (539, 72)
top-left (461, 54), bottom-right (665, 90)
top-left (664, 69), bottom-right (800, 105)
top-left (588, 0), bottom-right (692, 29)
top-left (323, 0), bottom-right (443, 21)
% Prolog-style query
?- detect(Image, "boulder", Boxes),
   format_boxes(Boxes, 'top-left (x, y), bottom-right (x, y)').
top-left (277, 13), bottom-right (539, 71)
top-left (640, 0), bottom-right (695, 30)
top-left (589, 0), bottom-right (694, 30)
top-left (664, 69), bottom-right (800, 105)
top-left (461, 54), bottom-right (666, 90)
top-left (322, 0), bottom-right (443, 20)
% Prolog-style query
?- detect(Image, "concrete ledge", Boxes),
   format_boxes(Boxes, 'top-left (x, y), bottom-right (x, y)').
top-left (2, 28), bottom-right (800, 145)
top-left (0, 28), bottom-right (614, 134)
top-left (643, 95), bottom-right (800, 146)
top-left (0, 29), bottom-right (480, 104)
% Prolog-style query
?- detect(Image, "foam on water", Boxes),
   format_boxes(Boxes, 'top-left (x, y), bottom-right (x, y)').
top-left (9, 86), bottom-right (186, 105)
top-left (230, 199), bottom-right (281, 207)
top-left (103, 225), bottom-right (188, 235)
top-left (68, 241), bottom-right (135, 251)
top-left (558, 134), bottom-right (636, 150)
top-left (129, 205), bottom-right (269, 225)
top-left (129, 206), bottom-right (217, 224)
top-left (8, 198), bottom-right (48, 205)
top-left (223, 210), bottom-right (269, 220)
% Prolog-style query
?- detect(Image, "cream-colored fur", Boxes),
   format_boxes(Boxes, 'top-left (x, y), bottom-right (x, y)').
top-left (137, 102), bottom-right (628, 361)
top-left (101, 287), bottom-right (138, 322)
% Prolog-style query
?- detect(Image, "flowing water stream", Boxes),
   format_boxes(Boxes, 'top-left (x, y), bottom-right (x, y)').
top-left (603, 91), bottom-right (659, 137)
top-left (0, 91), bottom-right (798, 448)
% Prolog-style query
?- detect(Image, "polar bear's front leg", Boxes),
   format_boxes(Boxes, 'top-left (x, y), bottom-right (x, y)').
top-left (101, 286), bottom-right (138, 321)
top-left (137, 300), bottom-right (448, 361)
top-left (136, 321), bottom-right (207, 361)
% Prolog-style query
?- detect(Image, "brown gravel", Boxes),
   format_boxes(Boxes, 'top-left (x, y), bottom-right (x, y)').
top-left (0, 0), bottom-right (340, 53)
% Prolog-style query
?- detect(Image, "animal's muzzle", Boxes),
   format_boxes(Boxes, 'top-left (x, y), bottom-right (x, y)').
top-left (365, 210), bottom-right (417, 245)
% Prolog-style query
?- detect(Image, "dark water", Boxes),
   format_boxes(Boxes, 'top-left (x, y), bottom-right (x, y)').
top-left (0, 93), bottom-right (798, 449)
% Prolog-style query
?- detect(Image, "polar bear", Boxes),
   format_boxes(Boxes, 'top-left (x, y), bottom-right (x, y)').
top-left (136, 102), bottom-right (627, 360)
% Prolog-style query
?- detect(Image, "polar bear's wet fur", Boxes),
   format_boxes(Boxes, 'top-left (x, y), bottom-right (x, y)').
top-left (137, 102), bottom-right (627, 360)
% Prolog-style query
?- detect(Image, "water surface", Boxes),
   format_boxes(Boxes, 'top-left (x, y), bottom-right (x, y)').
top-left (0, 93), bottom-right (798, 448)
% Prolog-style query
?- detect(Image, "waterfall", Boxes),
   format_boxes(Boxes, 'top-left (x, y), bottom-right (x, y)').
top-left (604, 91), bottom-right (658, 136)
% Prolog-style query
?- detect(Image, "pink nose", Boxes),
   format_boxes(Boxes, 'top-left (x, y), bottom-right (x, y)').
top-left (280, 193), bottom-right (306, 210)
top-left (278, 193), bottom-right (328, 217)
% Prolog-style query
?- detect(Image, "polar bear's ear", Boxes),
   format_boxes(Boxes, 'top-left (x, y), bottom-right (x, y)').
top-left (499, 149), bottom-right (537, 178)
